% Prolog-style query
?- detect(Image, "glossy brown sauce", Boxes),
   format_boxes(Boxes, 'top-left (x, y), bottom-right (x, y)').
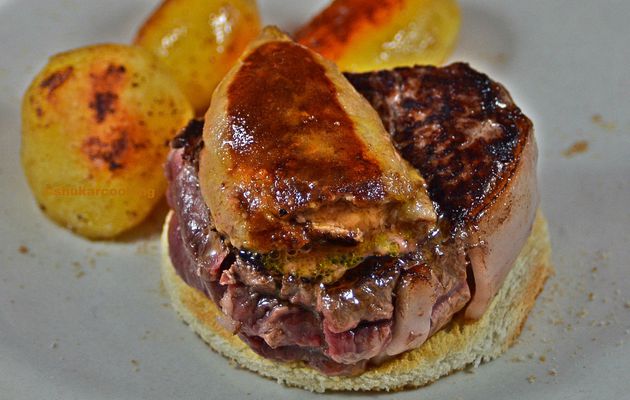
top-left (226, 41), bottom-right (384, 214)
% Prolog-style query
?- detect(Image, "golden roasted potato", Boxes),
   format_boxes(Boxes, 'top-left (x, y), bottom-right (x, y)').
top-left (134, 0), bottom-right (261, 115)
top-left (295, 0), bottom-right (460, 72)
top-left (21, 44), bottom-right (193, 239)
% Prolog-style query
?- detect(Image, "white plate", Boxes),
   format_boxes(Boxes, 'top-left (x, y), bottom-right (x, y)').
top-left (1, 0), bottom-right (629, 398)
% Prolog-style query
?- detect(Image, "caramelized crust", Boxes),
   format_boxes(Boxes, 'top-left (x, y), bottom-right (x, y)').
top-left (200, 28), bottom-right (435, 267)
top-left (295, 0), bottom-right (404, 61)
top-left (227, 42), bottom-right (384, 211)
top-left (347, 64), bottom-right (538, 318)
top-left (345, 63), bottom-right (533, 227)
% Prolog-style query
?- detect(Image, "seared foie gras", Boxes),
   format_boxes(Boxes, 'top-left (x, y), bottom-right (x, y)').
top-left (199, 27), bottom-right (435, 280)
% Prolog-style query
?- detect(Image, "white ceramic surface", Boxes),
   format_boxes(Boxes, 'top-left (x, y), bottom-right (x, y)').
top-left (1, 0), bottom-right (629, 399)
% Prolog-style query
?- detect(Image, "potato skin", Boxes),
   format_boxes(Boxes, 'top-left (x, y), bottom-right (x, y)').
top-left (21, 44), bottom-right (193, 239)
top-left (295, 0), bottom-right (460, 72)
top-left (134, 0), bottom-right (261, 115)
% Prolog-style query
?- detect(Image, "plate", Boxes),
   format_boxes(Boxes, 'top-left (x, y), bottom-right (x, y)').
top-left (1, 0), bottom-right (629, 398)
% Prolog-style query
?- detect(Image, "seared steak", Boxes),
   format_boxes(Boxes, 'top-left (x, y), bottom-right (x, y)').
top-left (345, 63), bottom-right (538, 319)
top-left (165, 63), bottom-right (536, 374)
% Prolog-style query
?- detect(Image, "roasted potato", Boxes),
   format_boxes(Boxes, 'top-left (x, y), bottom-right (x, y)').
top-left (21, 44), bottom-right (193, 239)
top-left (134, 0), bottom-right (261, 115)
top-left (295, 0), bottom-right (460, 72)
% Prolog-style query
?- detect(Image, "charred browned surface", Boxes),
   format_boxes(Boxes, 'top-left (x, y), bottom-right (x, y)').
top-left (225, 41), bottom-right (390, 251)
top-left (88, 64), bottom-right (126, 124)
top-left (81, 131), bottom-right (128, 171)
top-left (222, 41), bottom-right (398, 253)
top-left (346, 63), bottom-right (533, 228)
top-left (79, 62), bottom-right (148, 172)
top-left (226, 41), bottom-right (384, 206)
top-left (202, 29), bottom-right (435, 261)
top-left (295, 0), bottom-right (404, 60)
top-left (40, 66), bottom-right (74, 95)
top-left (172, 118), bottom-right (205, 169)
top-left (89, 92), bottom-right (118, 123)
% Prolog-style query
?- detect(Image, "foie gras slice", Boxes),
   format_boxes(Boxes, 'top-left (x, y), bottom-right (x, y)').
top-left (199, 27), bottom-right (436, 281)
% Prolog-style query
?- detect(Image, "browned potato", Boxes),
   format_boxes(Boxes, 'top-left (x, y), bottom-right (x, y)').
top-left (295, 0), bottom-right (460, 72)
top-left (21, 44), bottom-right (193, 239)
top-left (134, 0), bottom-right (261, 115)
